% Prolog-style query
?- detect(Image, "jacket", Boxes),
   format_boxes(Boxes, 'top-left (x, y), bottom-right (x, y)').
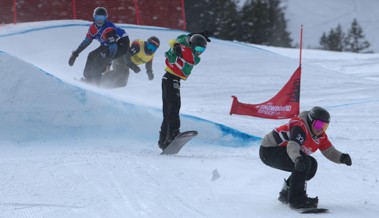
top-left (261, 111), bottom-right (344, 163)
top-left (164, 35), bottom-right (200, 80)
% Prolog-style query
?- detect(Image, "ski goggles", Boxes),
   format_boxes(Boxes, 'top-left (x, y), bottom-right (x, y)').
top-left (94, 15), bottom-right (106, 25)
top-left (147, 42), bottom-right (158, 52)
top-left (94, 15), bottom-right (107, 21)
top-left (313, 120), bottom-right (329, 131)
top-left (194, 46), bottom-right (206, 53)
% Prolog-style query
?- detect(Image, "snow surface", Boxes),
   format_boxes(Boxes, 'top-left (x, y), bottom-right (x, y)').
top-left (0, 20), bottom-right (379, 218)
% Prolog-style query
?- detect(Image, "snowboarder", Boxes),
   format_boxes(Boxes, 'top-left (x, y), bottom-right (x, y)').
top-left (100, 36), bottom-right (160, 88)
top-left (259, 106), bottom-right (352, 209)
top-left (158, 31), bottom-right (212, 150)
top-left (68, 7), bottom-right (130, 86)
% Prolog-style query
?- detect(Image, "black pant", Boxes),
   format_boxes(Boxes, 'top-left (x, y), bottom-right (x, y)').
top-left (160, 72), bottom-right (181, 141)
top-left (100, 55), bottom-right (130, 88)
top-left (83, 36), bottom-right (130, 85)
top-left (259, 146), bottom-right (317, 203)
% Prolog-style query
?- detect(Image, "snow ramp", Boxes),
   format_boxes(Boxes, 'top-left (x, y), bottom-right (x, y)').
top-left (0, 52), bottom-right (260, 146)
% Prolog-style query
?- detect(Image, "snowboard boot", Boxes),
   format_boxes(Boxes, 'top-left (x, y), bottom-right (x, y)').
top-left (158, 131), bottom-right (167, 150)
top-left (278, 179), bottom-right (289, 204)
top-left (289, 195), bottom-right (319, 209)
top-left (162, 130), bottom-right (180, 149)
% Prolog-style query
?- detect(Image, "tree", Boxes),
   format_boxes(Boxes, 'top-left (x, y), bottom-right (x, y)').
top-left (319, 19), bottom-right (371, 53)
top-left (237, 0), bottom-right (292, 47)
top-left (185, 0), bottom-right (292, 47)
top-left (265, 0), bottom-right (292, 47)
top-left (319, 33), bottom-right (328, 50)
top-left (185, 0), bottom-right (240, 40)
top-left (211, 0), bottom-right (240, 40)
top-left (319, 24), bottom-right (345, 51)
top-left (344, 18), bottom-right (371, 53)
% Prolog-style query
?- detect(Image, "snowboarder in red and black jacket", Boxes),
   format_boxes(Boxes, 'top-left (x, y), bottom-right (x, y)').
top-left (259, 106), bottom-right (352, 209)
top-left (68, 7), bottom-right (130, 85)
top-left (158, 31), bottom-right (212, 150)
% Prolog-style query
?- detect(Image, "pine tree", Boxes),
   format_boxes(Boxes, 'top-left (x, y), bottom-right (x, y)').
top-left (319, 25), bottom-right (345, 51)
top-left (185, 0), bottom-right (292, 47)
top-left (319, 33), bottom-right (328, 50)
top-left (237, 0), bottom-right (292, 47)
top-left (185, 0), bottom-right (240, 40)
top-left (344, 18), bottom-right (371, 53)
top-left (209, 0), bottom-right (240, 40)
top-left (319, 19), bottom-right (371, 53)
top-left (238, 0), bottom-right (268, 44)
top-left (266, 0), bottom-right (292, 47)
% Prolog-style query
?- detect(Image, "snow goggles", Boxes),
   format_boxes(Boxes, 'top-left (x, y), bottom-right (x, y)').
top-left (194, 46), bottom-right (206, 53)
top-left (94, 15), bottom-right (107, 21)
top-left (313, 120), bottom-right (329, 131)
top-left (147, 42), bottom-right (158, 52)
top-left (94, 15), bottom-right (106, 25)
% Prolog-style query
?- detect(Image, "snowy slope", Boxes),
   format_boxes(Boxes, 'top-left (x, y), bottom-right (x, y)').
top-left (0, 21), bottom-right (379, 218)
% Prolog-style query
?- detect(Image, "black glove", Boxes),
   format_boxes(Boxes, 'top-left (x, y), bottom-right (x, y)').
top-left (147, 71), bottom-right (154, 80)
top-left (199, 30), bottom-right (213, 42)
top-left (104, 64), bottom-right (111, 73)
top-left (130, 64), bottom-right (141, 73)
top-left (68, 51), bottom-right (79, 66)
top-left (295, 157), bottom-right (306, 172)
top-left (340, 153), bottom-right (352, 166)
top-left (189, 31), bottom-right (213, 42)
top-left (173, 43), bottom-right (182, 58)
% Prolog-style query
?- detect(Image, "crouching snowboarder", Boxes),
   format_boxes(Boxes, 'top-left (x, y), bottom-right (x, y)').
top-left (259, 106), bottom-right (352, 209)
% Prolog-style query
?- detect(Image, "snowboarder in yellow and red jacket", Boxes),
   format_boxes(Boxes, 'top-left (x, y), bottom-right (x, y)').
top-left (101, 36), bottom-right (160, 88)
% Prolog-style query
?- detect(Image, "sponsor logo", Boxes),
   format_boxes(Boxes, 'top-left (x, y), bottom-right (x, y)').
top-left (257, 104), bottom-right (292, 116)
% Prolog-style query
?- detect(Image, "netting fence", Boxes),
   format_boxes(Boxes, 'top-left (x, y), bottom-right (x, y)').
top-left (0, 0), bottom-right (186, 30)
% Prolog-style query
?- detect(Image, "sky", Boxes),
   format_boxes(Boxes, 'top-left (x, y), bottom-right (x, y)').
top-left (0, 20), bottom-right (379, 218)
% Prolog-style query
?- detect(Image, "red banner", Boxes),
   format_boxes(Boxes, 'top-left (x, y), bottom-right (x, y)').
top-left (230, 66), bottom-right (301, 119)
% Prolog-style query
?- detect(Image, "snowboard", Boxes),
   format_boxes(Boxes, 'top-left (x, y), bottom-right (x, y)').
top-left (296, 208), bottom-right (329, 214)
top-left (161, 130), bottom-right (198, 155)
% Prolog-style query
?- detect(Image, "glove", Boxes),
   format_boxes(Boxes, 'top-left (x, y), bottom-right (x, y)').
top-left (294, 157), bottom-right (306, 172)
top-left (130, 64), bottom-right (141, 73)
top-left (199, 30), bottom-right (213, 42)
top-left (189, 31), bottom-right (213, 42)
top-left (173, 43), bottom-right (182, 58)
top-left (147, 71), bottom-right (154, 80)
top-left (340, 153), bottom-right (352, 166)
top-left (104, 64), bottom-right (111, 73)
top-left (68, 51), bottom-right (79, 66)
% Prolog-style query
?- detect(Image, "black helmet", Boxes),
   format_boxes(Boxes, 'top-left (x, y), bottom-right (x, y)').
top-left (189, 34), bottom-right (207, 52)
top-left (307, 106), bottom-right (330, 123)
top-left (93, 7), bottom-right (108, 26)
top-left (147, 36), bottom-right (160, 48)
top-left (93, 7), bottom-right (108, 18)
